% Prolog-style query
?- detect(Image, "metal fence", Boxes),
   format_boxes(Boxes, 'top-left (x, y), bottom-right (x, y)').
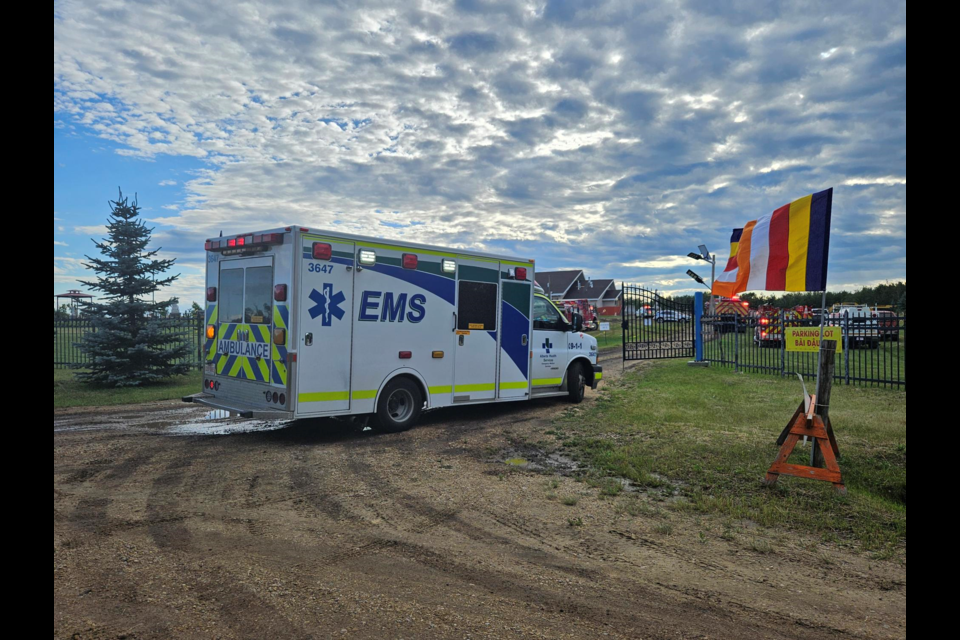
top-left (54, 317), bottom-right (206, 369)
top-left (621, 285), bottom-right (695, 361)
top-left (700, 313), bottom-right (905, 389)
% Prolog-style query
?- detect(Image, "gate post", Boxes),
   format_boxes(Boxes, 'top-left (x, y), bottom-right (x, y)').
top-left (694, 292), bottom-right (704, 362)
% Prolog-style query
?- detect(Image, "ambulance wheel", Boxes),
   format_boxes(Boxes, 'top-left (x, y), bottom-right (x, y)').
top-left (375, 378), bottom-right (423, 433)
top-left (567, 363), bottom-right (586, 404)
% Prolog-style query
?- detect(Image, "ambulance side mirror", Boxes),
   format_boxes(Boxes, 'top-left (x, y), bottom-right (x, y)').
top-left (571, 314), bottom-right (584, 332)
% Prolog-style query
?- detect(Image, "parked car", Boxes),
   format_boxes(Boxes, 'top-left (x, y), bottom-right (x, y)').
top-left (655, 310), bottom-right (690, 323)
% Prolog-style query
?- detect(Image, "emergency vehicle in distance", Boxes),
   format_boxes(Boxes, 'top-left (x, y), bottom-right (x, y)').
top-left (184, 227), bottom-right (602, 432)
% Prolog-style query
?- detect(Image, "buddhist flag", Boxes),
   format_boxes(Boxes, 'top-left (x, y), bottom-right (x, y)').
top-left (713, 188), bottom-right (833, 297)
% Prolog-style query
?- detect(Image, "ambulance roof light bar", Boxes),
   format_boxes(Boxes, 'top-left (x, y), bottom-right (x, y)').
top-left (205, 232), bottom-right (284, 252)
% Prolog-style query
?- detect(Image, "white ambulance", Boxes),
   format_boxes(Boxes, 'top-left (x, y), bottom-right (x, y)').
top-left (184, 227), bottom-right (602, 431)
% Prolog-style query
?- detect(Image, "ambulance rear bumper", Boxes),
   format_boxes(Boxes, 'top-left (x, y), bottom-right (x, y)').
top-left (182, 393), bottom-right (294, 421)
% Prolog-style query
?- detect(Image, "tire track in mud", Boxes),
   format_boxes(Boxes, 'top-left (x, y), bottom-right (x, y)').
top-left (343, 451), bottom-right (608, 583)
top-left (138, 446), bottom-right (316, 639)
top-left (145, 453), bottom-right (197, 552)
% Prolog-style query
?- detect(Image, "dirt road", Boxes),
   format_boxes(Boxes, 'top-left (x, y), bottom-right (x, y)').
top-left (54, 354), bottom-right (905, 639)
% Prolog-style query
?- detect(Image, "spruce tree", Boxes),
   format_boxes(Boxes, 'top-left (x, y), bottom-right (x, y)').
top-left (75, 190), bottom-right (191, 386)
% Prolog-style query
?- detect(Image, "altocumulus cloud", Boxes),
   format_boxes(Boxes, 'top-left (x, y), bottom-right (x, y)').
top-left (54, 0), bottom-right (905, 301)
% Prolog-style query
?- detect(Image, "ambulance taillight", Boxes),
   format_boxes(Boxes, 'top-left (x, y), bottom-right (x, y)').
top-left (206, 287), bottom-right (217, 302)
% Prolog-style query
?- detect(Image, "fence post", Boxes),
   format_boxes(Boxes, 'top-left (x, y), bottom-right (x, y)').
top-left (780, 310), bottom-right (786, 377)
top-left (733, 315), bottom-right (740, 373)
top-left (844, 312), bottom-right (851, 386)
top-left (694, 291), bottom-right (704, 362)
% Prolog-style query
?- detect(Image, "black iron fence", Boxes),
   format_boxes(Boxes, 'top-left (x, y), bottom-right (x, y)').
top-left (621, 285), bottom-right (695, 361)
top-left (54, 317), bottom-right (206, 369)
top-left (700, 313), bottom-right (905, 389)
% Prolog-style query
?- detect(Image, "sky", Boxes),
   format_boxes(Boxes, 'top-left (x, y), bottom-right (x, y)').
top-left (54, 0), bottom-right (906, 308)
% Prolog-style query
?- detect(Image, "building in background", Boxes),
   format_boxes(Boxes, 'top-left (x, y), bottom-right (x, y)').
top-left (537, 271), bottom-right (621, 316)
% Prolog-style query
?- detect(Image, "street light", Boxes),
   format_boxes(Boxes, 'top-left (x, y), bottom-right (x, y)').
top-left (686, 245), bottom-right (717, 313)
top-left (686, 270), bottom-right (709, 287)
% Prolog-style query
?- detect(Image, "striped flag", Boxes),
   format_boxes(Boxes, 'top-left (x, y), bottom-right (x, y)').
top-left (713, 188), bottom-right (833, 297)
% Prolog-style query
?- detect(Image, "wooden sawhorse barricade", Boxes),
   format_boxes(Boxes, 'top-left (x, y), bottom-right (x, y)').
top-left (764, 396), bottom-right (845, 494)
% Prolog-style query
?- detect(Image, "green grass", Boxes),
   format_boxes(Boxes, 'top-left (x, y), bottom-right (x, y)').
top-left (54, 368), bottom-right (203, 409)
top-left (558, 360), bottom-right (906, 557)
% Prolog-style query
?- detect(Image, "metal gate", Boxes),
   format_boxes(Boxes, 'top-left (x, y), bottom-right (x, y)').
top-left (621, 285), bottom-right (695, 360)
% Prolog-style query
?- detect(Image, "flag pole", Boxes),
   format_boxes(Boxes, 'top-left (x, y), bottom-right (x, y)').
top-left (814, 288), bottom-right (828, 405)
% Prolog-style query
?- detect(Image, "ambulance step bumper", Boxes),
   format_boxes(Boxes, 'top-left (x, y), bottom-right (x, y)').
top-left (591, 365), bottom-right (603, 389)
top-left (182, 393), bottom-right (294, 421)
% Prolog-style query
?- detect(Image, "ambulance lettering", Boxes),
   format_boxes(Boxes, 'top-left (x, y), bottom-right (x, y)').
top-left (217, 339), bottom-right (271, 359)
top-left (359, 291), bottom-right (427, 323)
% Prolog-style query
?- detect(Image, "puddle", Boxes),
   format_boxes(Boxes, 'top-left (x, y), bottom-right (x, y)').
top-left (499, 447), bottom-right (581, 474)
top-left (168, 418), bottom-right (290, 437)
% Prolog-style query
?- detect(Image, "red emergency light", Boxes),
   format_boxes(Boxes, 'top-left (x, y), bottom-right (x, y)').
top-left (402, 253), bottom-right (418, 270)
top-left (312, 242), bottom-right (332, 260)
top-left (206, 233), bottom-right (284, 252)
top-left (515, 267), bottom-right (527, 281)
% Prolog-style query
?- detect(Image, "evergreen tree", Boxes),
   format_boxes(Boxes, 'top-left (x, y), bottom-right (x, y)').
top-left (75, 190), bottom-right (191, 386)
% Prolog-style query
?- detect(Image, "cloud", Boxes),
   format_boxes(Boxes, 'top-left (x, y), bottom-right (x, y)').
top-left (54, 240), bottom-right (69, 246)
top-left (73, 225), bottom-right (108, 236)
top-left (842, 176), bottom-right (907, 187)
top-left (158, 180), bottom-right (178, 186)
top-left (54, 0), bottom-right (906, 302)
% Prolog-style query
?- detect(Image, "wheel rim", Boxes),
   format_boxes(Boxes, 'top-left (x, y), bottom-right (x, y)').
top-left (577, 373), bottom-right (585, 397)
top-left (386, 388), bottom-right (415, 423)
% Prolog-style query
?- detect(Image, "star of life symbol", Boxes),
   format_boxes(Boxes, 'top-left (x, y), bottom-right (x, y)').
top-left (309, 283), bottom-right (346, 326)
top-left (542, 338), bottom-right (553, 354)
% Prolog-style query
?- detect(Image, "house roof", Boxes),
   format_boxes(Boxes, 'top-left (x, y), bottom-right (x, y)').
top-left (602, 287), bottom-right (622, 300)
top-left (588, 279), bottom-right (614, 297)
top-left (537, 270), bottom-right (583, 297)
top-left (562, 278), bottom-right (616, 301)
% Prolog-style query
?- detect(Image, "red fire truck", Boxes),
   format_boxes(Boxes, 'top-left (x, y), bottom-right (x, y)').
top-left (754, 305), bottom-right (814, 348)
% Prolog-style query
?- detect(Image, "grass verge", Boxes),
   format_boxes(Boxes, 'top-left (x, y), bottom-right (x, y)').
top-left (555, 360), bottom-right (906, 557)
top-left (54, 368), bottom-right (202, 409)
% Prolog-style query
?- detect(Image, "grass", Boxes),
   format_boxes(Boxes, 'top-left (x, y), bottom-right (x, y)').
top-left (557, 359), bottom-right (906, 557)
top-left (54, 368), bottom-right (203, 409)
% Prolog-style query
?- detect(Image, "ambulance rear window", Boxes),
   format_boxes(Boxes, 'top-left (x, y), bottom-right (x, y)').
top-left (244, 266), bottom-right (273, 325)
top-left (220, 268), bottom-right (244, 324)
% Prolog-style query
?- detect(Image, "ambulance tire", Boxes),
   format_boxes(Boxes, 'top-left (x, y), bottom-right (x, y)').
top-left (375, 378), bottom-right (423, 433)
top-left (567, 362), bottom-right (586, 404)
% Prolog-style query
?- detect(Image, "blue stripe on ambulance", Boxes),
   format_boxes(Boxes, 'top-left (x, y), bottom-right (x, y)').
top-left (500, 300), bottom-right (530, 379)
top-left (366, 262), bottom-right (456, 305)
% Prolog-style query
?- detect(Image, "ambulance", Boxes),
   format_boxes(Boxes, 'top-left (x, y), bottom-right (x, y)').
top-left (184, 227), bottom-right (602, 431)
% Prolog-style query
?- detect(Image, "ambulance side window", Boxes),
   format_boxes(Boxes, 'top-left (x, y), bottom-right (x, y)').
top-left (533, 297), bottom-right (564, 331)
top-left (220, 268), bottom-right (244, 324)
top-left (458, 281), bottom-right (498, 331)
top-left (244, 266), bottom-right (273, 325)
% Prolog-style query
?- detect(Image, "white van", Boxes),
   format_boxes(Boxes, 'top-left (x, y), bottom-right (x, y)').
top-left (184, 227), bottom-right (602, 431)
top-left (832, 304), bottom-right (880, 349)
